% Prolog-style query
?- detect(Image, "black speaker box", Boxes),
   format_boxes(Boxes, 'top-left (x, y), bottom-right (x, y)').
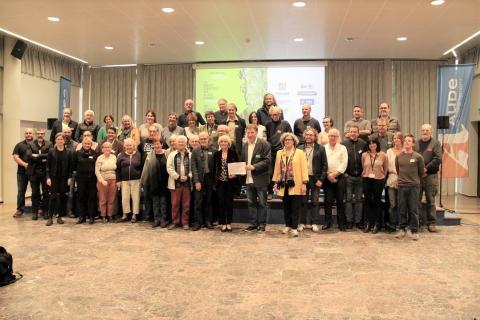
top-left (47, 118), bottom-right (57, 130)
top-left (11, 40), bottom-right (28, 59)
top-left (437, 116), bottom-right (450, 130)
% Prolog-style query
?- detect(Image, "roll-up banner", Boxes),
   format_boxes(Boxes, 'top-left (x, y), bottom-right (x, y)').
top-left (436, 64), bottom-right (475, 178)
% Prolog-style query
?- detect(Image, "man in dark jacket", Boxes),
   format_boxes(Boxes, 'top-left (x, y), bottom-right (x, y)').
top-left (342, 125), bottom-right (367, 229)
top-left (177, 99), bottom-right (206, 127)
top-left (242, 124), bottom-right (272, 232)
top-left (191, 132), bottom-right (216, 230)
top-left (29, 128), bottom-right (52, 220)
top-left (50, 107), bottom-right (78, 143)
top-left (75, 110), bottom-right (100, 142)
top-left (298, 128), bottom-right (327, 232)
top-left (266, 106), bottom-right (292, 198)
top-left (225, 103), bottom-right (246, 159)
top-left (414, 123), bottom-right (442, 232)
top-left (256, 93), bottom-right (283, 126)
top-left (12, 128), bottom-right (34, 218)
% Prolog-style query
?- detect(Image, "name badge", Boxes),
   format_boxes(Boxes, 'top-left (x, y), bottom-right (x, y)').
top-left (235, 125), bottom-right (239, 128)
top-left (255, 154), bottom-right (261, 158)
top-left (277, 130), bottom-right (282, 134)
top-left (89, 156), bottom-right (94, 159)
top-left (410, 159), bottom-right (416, 163)
top-left (358, 150), bottom-right (362, 154)
top-left (208, 152), bottom-right (212, 155)
top-left (368, 173), bottom-right (375, 178)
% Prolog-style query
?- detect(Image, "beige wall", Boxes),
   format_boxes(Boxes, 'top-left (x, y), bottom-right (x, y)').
top-left (0, 48), bottom-right (80, 203)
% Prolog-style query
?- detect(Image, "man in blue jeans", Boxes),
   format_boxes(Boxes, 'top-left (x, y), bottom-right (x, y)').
top-left (395, 134), bottom-right (425, 241)
top-left (12, 128), bottom-right (34, 218)
top-left (242, 124), bottom-right (271, 232)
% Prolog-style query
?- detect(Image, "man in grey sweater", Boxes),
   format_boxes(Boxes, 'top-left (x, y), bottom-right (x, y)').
top-left (395, 134), bottom-right (425, 240)
top-left (414, 124), bottom-right (442, 232)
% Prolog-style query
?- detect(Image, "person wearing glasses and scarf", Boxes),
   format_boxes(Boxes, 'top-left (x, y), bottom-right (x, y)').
top-left (272, 132), bottom-right (308, 237)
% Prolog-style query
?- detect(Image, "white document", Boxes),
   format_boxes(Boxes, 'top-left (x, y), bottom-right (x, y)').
top-left (228, 162), bottom-right (246, 175)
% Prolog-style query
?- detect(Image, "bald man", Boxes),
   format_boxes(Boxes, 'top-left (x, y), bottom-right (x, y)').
top-left (177, 99), bottom-right (206, 128)
top-left (414, 123), bottom-right (442, 232)
top-left (12, 128), bottom-right (35, 218)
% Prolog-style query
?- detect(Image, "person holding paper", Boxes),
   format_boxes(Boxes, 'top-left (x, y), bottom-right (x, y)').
top-left (272, 132), bottom-right (309, 237)
top-left (242, 124), bottom-right (271, 232)
top-left (213, 135), bottom-right (240, 232)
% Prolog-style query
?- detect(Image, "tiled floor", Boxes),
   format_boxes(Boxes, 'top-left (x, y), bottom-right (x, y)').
top-left (0, 195), bottom-right (479, 319)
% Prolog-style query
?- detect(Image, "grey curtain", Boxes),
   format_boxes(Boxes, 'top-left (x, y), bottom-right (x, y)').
top-left (325, 60), bottom-right (386, 134)
top-left (392, 60), bottom-right (444, 134)
top-left (89, 66), bottom-right (136, 124)
top-left (137, 64), bottom-right (194, 125)
top-left (21, 45), bottom-right (83, 86)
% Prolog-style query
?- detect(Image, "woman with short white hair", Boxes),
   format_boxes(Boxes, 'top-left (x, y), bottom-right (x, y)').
top-left (213, 135), bottom-right (240, 232)
top-left (116, 138), bottom-right (143, 222)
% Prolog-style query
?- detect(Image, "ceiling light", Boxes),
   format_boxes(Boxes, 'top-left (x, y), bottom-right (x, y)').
top-left (443, 30), bottom-right (480, 55)
top-left (292, 1), bottom-right (306, 7)
top-left (47, 16), bottom-right (60, 22)
top-left (0, 27), bottom-right (88, 63)
top-left (104, 46), bottom-right (114, 50)
top-left (396, 37), bottom-right (408, 41)
top-left (431, 0), bottom-right (445, 5)
top-left (345, 37), bottom-right (355, 42)
top-left (195, 41), bottom-right (205, 45)
top-left (294, 38), bottom-right (304, 42)
top-left (162, 7), bottom-right (175, 13)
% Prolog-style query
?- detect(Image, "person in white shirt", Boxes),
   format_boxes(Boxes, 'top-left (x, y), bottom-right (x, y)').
top-left (323, 128), bottom-right (348, 231)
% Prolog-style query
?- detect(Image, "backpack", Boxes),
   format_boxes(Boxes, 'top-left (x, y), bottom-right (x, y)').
top-left (0, 246), bottom-right (23, 287)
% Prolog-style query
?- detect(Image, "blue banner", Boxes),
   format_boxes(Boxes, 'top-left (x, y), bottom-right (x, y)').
top-left (58, 76), bottom-right (72, 120)
top-left (436, 64), bottom-right (474, 177)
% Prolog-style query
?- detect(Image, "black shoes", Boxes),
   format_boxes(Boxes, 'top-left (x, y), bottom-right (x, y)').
top-left (88, 218), bottom-right (95, 224)
top-left (76, 217), bottom-right (86, 224)
top-left (244, 225), bottom-right (258, 232)
top-left (192, 225), bottom-right (201, 231)
top-left (46, 218), bottom-right (53, 226)
top-left (364, 224), bottom-right (372, 233)
top-left (372, 225), bottom-right (380, 234)
top-left (152, 220), bottom-right (161, 228)
top-left (322, 223), bottom-right (332, 230)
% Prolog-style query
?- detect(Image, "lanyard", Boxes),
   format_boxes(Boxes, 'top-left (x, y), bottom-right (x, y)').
top-left (305, 146), bottom-right (313, 161)
top-left (369, 152), bottom-right (377, 170)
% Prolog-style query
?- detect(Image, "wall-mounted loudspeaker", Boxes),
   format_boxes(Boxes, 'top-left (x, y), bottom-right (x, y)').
top-left (11, 40), bottom-right (28, 60)
top-left (47, 118), bottom-right (57, 130)
top-left (437, 116), bottom-right (450, 130)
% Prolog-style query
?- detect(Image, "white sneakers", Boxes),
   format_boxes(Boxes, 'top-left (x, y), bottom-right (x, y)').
top-left (291, 229), bottom-right (299, 237)
top-left (297, 224), bottom-right (305, 232)
top-left (312, 224), bottom-right (319, 232)
top-left (282, 227), bottom-right (291, 234)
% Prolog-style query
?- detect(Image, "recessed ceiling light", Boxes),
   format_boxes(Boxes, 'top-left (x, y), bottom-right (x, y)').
top-left (162, 7), bottom-right (175, 13)
top-left (104, 46), bottom-right (114, 50)
top-left (345, 37), bottom-right (355, 42)
top-left (47, 16), bottom-right (60, 22)
top-left (431, 0), bottom-right (445, 6)
top-left (294, 38), bottom-right (304, 42)
top-left (195, 41), bottom-right (205, 45)
top-left (396, 37), bottom-right (408, 41)
top-left (292, 2), bottom-right (306, 7)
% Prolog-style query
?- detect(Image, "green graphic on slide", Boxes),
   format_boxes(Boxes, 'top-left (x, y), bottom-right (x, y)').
top-left (195, 68), bottom-right (267, 119)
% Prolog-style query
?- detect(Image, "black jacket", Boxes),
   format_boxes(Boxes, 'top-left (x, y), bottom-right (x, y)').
top-left (415, 138), bottom-right (442, 174)
top-left (28, 139), bottom-right (52, 175)
top-left (177, 111), bottom-right (206, 127)
top-left (266, 120), bottom-right (293, 151)
top-left (73, 148), bottom-right (98, 180)
top-left (75, 121), bottom-right (100, 142)
top-left (298, 143), bottom-right (328, 184)
top-left (341, 138), bottom-right (367, 177)
top-left (50, 119), bottom-right (78, 143)
top-left (213, 148), bottom-right (240, 190)
top-left (191, 146), bottom-right (216, 184)
top-left (226, 117), bottom-right (246, 159)
top-left (241, 138), bottom-right (271, 188)
top-left (46, 147), bottom-right (74, 179)
top-left (116, 151), bottom-right (143, 181)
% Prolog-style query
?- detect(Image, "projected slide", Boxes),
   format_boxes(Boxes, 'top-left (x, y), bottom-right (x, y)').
top-left (195, 65), bottom-right (325, 125)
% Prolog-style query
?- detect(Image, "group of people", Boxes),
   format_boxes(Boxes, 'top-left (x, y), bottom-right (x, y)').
top-left (12, 94), bottom-right (442, 240)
